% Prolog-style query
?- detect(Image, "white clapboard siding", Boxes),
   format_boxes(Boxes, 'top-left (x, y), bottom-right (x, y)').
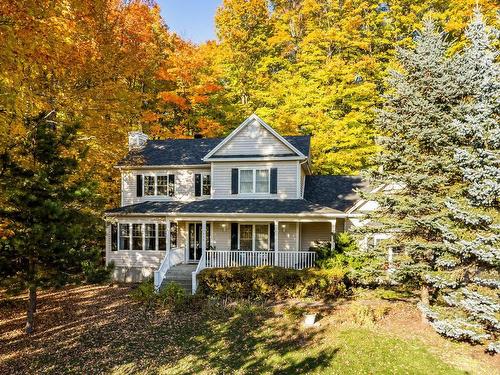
top-left (213, 119), bottom-right (293, 156)
top-left (300, 222), bottom-right (331, 250)
top-left (211, 222), bottom-right (232, 250)
top-left (212, 161), bottom-right (299, 199)
top-left (107, 250), bottom-right (165, 269)
top-left (278, 222), bottom-right (298, 250)
top-left (121, 167), bottom-right (210, 206)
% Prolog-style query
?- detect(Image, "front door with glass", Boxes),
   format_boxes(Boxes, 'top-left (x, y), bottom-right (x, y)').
top-left (188, 223), bottom-right (210, 262)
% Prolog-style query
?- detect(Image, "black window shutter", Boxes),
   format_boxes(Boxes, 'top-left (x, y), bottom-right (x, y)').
top-left (136, 175), bottom-right (143, 197)
top-left (231, 168), bottom-right (239, 194)
top-left (168, 174), bottom-right (175, 196)
top-left (194, 174), bottom-right (201, 197)
top-left (231, 223), bottom-right (238, 250)
top-left (111, 224), bottom-right (118, 251)
top-left (270, 168), bottom-right (278, 194)
top-left (269, 223), bottom-right (275, 251)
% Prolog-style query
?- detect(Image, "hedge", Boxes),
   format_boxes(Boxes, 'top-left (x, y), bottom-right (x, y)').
top-left (197, 266), bottom-right (348, 300)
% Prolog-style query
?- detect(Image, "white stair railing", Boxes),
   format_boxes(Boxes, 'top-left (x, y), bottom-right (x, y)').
top-left (154, 247), bottom-right (184, 292)
top-left (191, 251), bottom-right (206, 294)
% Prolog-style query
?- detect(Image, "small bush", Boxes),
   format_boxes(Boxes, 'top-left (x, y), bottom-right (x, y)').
top-left (81, 260), bottom-right (114, 284)
top-left (130, 278), bottom-right (157, 309)
top-left (197, 266), bottom-right (348, 300)
top-left (347, 302), bottom-right (391, 326)
top-left (158, 282), bottom-right (186, 309)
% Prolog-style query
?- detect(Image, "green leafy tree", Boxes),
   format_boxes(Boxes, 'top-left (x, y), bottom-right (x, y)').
top-left (0, 111), bottom-right (102, 333)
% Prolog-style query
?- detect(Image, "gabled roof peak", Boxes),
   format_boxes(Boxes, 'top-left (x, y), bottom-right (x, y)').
top-left (203, 114), bottom-right (307, 161)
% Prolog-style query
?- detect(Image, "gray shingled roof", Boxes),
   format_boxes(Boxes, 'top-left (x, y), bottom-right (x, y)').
top-left (304, 175), bottom-right (370, 212)
top-left (106, 198), bottom-right (342, 216)
top-left (117, 136), bottom-right (310, 167)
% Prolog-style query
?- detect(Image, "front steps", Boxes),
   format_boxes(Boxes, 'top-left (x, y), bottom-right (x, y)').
top-left (160, 263), bottom-right (197, 294)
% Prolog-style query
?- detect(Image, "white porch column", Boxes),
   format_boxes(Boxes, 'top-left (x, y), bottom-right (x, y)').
top-left (295, 222), bottom-right (300, 251)
top-left (330, 219), bottom-right (337, 251)
top-left (201, 220), bottom-right (207, 253)
top-left (166, 218), bottom-right (171, 265)
top-left (274, 220), bottom-right (279, 251)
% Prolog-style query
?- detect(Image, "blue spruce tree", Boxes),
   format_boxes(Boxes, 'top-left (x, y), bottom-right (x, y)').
top-left (419, 9), bottom-right (499, 353)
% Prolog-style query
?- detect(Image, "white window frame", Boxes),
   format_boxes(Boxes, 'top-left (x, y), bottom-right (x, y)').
top-left (143, 173), bottom-right (175, 197)
top-left (202, 172), bottom-right (211, 196)
top-left (143, 175), bottom-right (156, 196)
top-left (238, 168), bottom-right (270, 194)
top-left (131, 223), bottom-right (145, 251)
top-left (238, 223), bottom-right (270, 251)
top-left (118, 222), bottom-right (172, 252)
top-left (118, 223), bottom-right (131, 251)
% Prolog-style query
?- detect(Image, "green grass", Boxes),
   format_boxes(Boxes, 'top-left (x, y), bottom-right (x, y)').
top-left (1, 285), bottom-right (494, 375)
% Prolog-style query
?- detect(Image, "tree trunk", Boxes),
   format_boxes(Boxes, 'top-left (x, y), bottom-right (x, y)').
top-left (25, 285), bottom-right (36, 334)
top-left (420, 284), bottom-right (430, 323)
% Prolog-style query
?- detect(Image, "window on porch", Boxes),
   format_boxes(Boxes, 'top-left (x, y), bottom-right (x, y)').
top-left (238, 224), bottom-right (269, 251)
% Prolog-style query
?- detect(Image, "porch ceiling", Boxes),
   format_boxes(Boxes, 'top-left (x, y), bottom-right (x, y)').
top-left (105, 199), bottom-right (344, 217)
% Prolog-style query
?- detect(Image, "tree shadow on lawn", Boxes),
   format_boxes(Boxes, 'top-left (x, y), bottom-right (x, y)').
top-left (0, 285), bottom-right (339, 374)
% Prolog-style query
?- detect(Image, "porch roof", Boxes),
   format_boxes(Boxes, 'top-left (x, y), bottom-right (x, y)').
top-left (105, 199), bottom-right (344, 216)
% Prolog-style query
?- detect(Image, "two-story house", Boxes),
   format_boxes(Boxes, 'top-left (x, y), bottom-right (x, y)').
top-left (104, 114), bottom-right (368, 292)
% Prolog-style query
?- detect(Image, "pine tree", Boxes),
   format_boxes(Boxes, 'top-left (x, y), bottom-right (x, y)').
top-left (361, 20), bottom-right (465, 302)
top-left (418, 9), bottom-right (499, 352)
top-left (0, 111), bottom-right (102, 333)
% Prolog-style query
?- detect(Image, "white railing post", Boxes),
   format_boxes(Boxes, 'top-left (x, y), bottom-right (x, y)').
top-left (330, 219), bottom-right (337, 251)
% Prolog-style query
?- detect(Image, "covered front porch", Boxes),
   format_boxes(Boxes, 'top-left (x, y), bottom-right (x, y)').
top-left (149, 216), bottom-right (345, 292)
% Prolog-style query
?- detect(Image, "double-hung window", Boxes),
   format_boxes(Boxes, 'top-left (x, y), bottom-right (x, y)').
top-left (255, 170), bottom-right (269, 193)
top-left (119, 224), bottom-right (130, 250)
top-left (239, 169), bottom-right (269, 194)
top-left (158, 224), bottom-right (166, 251)
top-left (145, 224), bottom-right (156, 251)
top-left (143, 174), bottom-right (175, 196)
top-left (238, 224), bottom-right (270, 251)
top-left (202, 174), bottom-right (211, 195)
top-left (132, 224), bottom-right (143, 250)
top-left (144, 176), bottom-right (155, 196)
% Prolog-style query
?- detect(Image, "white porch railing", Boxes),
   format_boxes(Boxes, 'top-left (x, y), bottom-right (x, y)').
top-left (154, 247), bottom-right (184, 291)
top-left (205, 250), bottom-right (316, 270)
top-left (190, 250), bottom-right (316, 294)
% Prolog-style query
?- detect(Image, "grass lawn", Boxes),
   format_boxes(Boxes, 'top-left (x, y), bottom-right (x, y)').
top-left (1, 285), bottom-right (498, 374)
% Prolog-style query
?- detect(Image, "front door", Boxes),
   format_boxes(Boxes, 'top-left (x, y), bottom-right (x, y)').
top-left (188, 223), bottom-right (210, 262)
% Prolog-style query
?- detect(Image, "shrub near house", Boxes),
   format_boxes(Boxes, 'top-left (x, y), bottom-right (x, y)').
top-left (197, 266), bottom-right (348, 300)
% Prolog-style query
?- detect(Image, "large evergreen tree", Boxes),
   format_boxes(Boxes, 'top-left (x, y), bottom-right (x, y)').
top-left (365, 9), bottom-right (499, 352)
top-left (0, 111), bottom-right (102, 333)
top-left (363, 19), bottom-right (463, 299)
top-left (418, 9), bottom-right (499, 353)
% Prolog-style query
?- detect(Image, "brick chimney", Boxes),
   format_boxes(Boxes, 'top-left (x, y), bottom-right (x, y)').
top-left (128, 131), bottom-right (148, 150)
